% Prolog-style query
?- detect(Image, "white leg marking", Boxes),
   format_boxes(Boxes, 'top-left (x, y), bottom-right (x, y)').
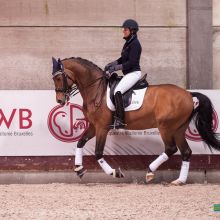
top-left (75, 147), bottom-right (83, 166)
top-left (98, 158), bottom-right (114, 175)
top-left (171, 161), bottom-right (190, 185)
top-left (149, 152), bottom-right (169, 172)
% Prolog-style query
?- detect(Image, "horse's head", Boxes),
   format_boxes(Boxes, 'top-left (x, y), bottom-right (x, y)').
top-left (52, 57), bottom-right (75, 105)
top-left (52, 56), bottom-right (106, 107)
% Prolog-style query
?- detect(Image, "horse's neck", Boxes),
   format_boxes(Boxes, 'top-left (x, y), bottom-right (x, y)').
top-left (75, 68), bottom-right (103, 90)
top-left (72, 63), bottom-right (105, 104)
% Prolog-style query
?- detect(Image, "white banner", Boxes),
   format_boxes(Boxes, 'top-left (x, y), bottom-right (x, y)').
top-left (0, 90), bottom-right (219, 156)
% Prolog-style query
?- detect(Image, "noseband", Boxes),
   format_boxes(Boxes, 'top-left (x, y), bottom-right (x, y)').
top-left (53, 70), bottom-right (79, 97)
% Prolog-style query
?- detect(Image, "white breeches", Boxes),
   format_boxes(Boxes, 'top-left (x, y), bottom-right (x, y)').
top-left (114, 71), bottom-right (142, 95)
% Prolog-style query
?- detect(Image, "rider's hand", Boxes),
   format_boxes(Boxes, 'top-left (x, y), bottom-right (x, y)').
top-left (104, 61), bottom-right (118, 72)
top-left (108, 64), bottom-right (123, 73)
top-left (104, 63), bottom-right (111, 72)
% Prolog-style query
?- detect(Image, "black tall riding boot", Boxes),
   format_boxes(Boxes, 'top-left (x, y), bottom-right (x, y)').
top-left (111, 91), bottom-right (126, 129)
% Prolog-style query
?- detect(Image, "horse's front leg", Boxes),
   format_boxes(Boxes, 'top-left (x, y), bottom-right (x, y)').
top-left (95, 129), bottom-right (124, 178)
top-left (74, 124), bottom-right (95, 178)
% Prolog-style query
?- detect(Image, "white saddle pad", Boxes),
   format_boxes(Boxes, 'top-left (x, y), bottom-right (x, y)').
top-left (106, 85), bottom-right (147, 111)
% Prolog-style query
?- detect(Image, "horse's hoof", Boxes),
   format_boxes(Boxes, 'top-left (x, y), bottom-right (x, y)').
top-left (146, 172), bottom-right (154, 183)
top-left (112, 167), bottom-right (125, 178)
top-left (74, 166), bottom-right (87, 179)
top-left (170, 179), bottom-right (185, 186)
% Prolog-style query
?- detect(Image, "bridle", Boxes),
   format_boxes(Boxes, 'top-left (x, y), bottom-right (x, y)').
top-left (53, 70), bottom-right (79, 99)
top-left (53, 68), bottom-right (106, 106)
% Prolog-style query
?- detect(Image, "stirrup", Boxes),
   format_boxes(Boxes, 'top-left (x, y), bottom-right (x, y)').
top-left (109, 117), bottom-right (126, 129)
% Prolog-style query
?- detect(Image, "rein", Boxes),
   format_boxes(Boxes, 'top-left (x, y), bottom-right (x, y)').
top-left (86, 75), bottom-right (106, 107)
top-left (80, 75), bottom-right (106, 108)
top-left (82, 76), bottom-right (105, 89)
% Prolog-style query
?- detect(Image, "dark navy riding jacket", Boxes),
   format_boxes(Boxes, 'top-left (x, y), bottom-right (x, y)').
top-left (117, 34), bottom-right (142, 75)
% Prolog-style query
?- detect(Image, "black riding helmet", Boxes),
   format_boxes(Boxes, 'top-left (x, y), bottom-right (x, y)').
top-left (122, 19), bottom-right (139, 33)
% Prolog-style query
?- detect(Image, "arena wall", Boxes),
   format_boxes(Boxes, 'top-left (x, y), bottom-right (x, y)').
top-left (1, 0), bottom-right (219, 90)
top-left (0, 1), bottom-right (220, 173)
top-left (213, 0), bottom-right (220, 89)
top-left (1, 0), bottom-right (219, 89)
top-left (0, 0), bottom-right (187, 89)
top-left (0, 90), bottom-right (219, 172)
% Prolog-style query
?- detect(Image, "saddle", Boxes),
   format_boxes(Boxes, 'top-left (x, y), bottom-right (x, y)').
top-left (108, 73), bottom-right (148, 108)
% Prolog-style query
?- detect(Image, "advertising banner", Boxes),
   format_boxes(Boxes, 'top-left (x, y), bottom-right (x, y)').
top-left (0, 90), bottom-right (219, 156)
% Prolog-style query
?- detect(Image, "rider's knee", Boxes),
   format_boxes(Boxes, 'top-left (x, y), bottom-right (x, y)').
top-left (165, 146), bottom-right (178, 157)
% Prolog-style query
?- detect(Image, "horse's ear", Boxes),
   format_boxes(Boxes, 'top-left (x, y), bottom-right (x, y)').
top-left (58, 58), bottom-right (64, 72)
top-left (52, 57), bottom-right (59, 75)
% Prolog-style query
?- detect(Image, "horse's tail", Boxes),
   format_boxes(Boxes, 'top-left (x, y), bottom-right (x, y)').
top-left (190, 92), bottom-right (220, 152)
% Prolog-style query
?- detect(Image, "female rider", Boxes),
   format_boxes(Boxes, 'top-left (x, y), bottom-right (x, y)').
top-left (105, 19), bottom-right (142, 129)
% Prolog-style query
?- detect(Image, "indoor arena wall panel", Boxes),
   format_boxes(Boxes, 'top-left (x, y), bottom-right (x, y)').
top-left (0, 27), bottom-right (186, 89)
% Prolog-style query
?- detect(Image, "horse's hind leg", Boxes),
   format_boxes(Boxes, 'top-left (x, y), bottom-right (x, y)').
top-left (171, 124), bottom-right (192, 185)
top-left (74, 124), bottom-right (95, 178)
top-left (146, 128), bottom-right (178, 183)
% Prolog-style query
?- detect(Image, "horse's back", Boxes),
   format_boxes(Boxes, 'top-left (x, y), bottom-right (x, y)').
top-left (148, 84), bottom-right (192, 99)
top-left (144, 84), bottom-right (193, 128)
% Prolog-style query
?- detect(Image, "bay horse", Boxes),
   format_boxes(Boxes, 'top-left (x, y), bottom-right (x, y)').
top-left (51, 57), bottom-right (220, 185)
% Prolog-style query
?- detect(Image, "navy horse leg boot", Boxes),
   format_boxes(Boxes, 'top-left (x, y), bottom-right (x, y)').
top-left (111, 91), bottom-right (126, 129)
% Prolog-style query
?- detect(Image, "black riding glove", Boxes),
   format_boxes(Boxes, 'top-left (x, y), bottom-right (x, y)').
top-left (104, 60), bottom-right (118, 72)
top-left (108, 64), bottom-right (123, 73)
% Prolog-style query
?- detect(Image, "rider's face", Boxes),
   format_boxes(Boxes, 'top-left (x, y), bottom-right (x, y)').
top-left (123, 28), bottom-right (131, 38)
